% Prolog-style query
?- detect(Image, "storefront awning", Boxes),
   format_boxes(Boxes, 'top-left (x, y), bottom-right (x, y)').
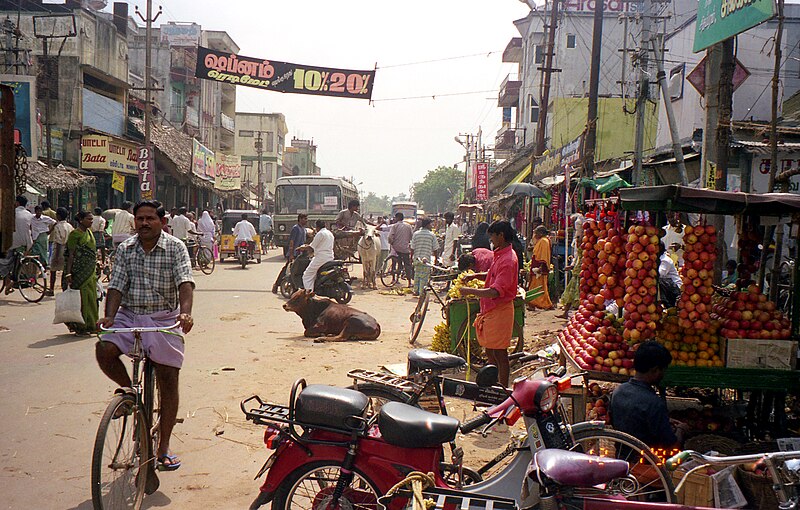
top-left (618, 185), bottom-right (800, 216)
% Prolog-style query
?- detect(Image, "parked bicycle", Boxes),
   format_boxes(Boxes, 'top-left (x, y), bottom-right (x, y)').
top-left (185, 239), bottom-right (215, 275)
top-left (0, 250), bottom-right (48, 302)
top-left (91, 323), bottom-right (182, 510)
top-left (409, 264), bottom-right (458, 344)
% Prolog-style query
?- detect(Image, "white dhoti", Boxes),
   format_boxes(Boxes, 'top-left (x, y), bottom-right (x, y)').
top-left (302, 255), bottom-right (333, 291)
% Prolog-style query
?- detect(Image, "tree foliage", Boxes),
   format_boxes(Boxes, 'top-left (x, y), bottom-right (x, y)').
top-left (362, 192), bottom-right (391, 216)
top-left (411, 166), bottom-right (464, 214)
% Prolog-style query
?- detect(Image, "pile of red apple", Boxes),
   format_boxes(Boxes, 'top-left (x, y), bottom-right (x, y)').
top-left (594, 224), bottom-right (627, 310)
top-left (712, 284), bottom-right (791, 340)
top-left (622, 225), bottom-right (662, 342)
top-left (585, 382), bottom-right (612, 423)
top-left (558, 302), bottom-right (636, 375)
top-left (579, 220), bottom-right (604, 302)
top-left (676, 224), bottom-right (717, 330)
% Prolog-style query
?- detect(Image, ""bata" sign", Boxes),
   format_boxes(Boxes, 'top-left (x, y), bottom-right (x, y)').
top-left (81, 134), bottom-right (138, 175)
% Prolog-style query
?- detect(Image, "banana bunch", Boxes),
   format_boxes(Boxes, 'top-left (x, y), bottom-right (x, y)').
top-left (447, 271), bottom-right (483, 300)
top-left (431, 322), bottom-right (451, 352)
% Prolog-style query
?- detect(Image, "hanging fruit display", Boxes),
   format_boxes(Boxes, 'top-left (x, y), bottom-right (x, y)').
top-left (622, 225), bottom-right (661, 342)
top-left (676, 224), bottom-right (717, 330)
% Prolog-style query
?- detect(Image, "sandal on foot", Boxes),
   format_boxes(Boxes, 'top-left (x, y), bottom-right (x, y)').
top-left (156, 453), bottom-right (181, 471)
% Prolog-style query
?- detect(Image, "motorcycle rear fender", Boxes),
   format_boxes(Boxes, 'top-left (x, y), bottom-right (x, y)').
top-left (255, 433), bottom-right (446, 501)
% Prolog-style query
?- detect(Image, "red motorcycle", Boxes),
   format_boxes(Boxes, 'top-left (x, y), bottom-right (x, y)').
top-left (241, 370), bottom-right (673, 510)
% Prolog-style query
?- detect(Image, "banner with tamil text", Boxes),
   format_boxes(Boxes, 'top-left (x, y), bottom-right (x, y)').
top-left (214, 154), bottom-right (242, 191)
top-left (195, 46), bottom-right (375, 100)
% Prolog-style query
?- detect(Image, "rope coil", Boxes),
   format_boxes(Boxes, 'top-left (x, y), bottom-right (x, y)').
top-left (383, 471), bottom-right (436, 510)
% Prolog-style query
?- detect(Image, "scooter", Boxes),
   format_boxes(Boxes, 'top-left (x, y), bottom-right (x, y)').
top-left (237, 240), bottom-right (251, 269)
top-left (241, 367), bottom-right (671, 510)
top-left (279, 252), bottom-right (353, 304)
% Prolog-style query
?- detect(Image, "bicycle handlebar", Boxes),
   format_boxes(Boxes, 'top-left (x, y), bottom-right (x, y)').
top-left (98, 322), bottom-right (182, 335)
top-left (666, 449), bottom-right (800, 472)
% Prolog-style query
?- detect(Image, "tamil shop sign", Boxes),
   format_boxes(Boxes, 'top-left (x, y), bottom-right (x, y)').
top-left (215, 153), bottom-right (241, 191)
top-left (531, 135), bottom-right (583, 182)
top-left (191, 138), bottom-right (215, 182)
top-left (475, 162), bottom-right (489, 201)
top-left (694, 0), bottom-right (774, 52)
top-left (195, 46), bottom-right (376, 100)
top-left (81, 134), bottom-right (138, 175)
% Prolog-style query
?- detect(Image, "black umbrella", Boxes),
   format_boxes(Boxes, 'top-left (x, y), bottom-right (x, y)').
top-left (503, 182), bottom-right (547, 198)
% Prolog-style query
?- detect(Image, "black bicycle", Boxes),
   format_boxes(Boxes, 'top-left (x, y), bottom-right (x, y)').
top-left (0, 250), bottom-right (48, 302)
top-left (379, 254), bottom-right (413, 288)
top-left (91, 323), bottom-right (182, 510)
top-left (409, 264), bottom-right (458, 344)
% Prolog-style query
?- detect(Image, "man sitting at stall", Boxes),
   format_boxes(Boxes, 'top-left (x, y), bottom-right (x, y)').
top-left (610, 341), bottom-right (686, 449)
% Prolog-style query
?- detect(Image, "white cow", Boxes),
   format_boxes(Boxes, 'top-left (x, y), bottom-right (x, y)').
top-left (357, 225), bottom-right (381, 289)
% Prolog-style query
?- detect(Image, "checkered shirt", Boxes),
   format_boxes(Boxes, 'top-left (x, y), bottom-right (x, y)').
top-left (108, 232), bottom-right (195, 315)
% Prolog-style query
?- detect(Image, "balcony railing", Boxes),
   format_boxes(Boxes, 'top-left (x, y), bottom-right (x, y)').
top-left (498, 74), bottom-right (521, 108)
top-left (220, 113), bottom-right (235, 133)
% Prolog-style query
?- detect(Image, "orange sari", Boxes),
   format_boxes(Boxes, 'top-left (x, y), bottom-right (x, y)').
top-left (528, 236), bottom-right (553, 310)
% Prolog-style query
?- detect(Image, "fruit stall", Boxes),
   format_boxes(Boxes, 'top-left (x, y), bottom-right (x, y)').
top-left (557, 185), bottom-right (800, 435)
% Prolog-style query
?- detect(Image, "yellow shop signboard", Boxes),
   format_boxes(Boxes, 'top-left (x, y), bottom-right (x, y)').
top-left (81, 134), bottom-right (138, 175)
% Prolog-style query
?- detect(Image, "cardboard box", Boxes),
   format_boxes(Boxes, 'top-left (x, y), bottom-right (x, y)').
top-left (725, 338), bottom-right (797, 371)
top-left (672, 469), bottom-right (714, 507)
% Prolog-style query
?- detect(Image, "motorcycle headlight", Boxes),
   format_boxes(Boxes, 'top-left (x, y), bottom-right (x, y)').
top-left (534, 381), bottom-right (559, 413)
top-left (279, 224), bottom-right (286, 232)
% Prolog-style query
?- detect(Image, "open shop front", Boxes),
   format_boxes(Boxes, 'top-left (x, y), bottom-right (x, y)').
top-left (557, 185), bottom-right (800, 508)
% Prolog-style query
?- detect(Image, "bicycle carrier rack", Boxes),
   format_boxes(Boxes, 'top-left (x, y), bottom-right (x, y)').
top-left (347, 368), bottom-right (422, 393)
top-left (377, 487), bottom-right (518, 510)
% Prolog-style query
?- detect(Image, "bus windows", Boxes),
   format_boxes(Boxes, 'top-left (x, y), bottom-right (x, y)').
top-left (277, 185), bottom-right (308, 213)
top-left (309, 186), bottom-right (341, 211)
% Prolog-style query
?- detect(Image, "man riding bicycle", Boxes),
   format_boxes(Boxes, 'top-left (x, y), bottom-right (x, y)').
top-left (1, 195), bottom-right (33, 293)
top-left (96, 200), bottom-right (195, 471)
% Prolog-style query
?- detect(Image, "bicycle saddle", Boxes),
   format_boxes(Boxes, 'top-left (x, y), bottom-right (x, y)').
top-left (407, 349), bottom-right (466, 374)
top-left (529, 449), bottom-right (629, 487)
top-left (378, 401), bottom-right (459, 448)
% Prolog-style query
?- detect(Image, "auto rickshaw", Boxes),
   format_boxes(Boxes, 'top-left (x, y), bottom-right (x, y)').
top-left (219, 209), bottom-right (262, 263)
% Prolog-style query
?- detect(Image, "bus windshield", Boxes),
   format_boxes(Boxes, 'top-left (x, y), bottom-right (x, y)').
top-left (276, 185), bottom-right (342, 214)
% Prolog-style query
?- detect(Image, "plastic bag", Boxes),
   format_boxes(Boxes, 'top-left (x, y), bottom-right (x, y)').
top-left (53, 289), bottom-right (84, 324)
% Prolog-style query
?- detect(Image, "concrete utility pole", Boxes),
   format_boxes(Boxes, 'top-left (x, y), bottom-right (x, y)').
top-left (1, 85), bottom-right (14, 252)
top-left (135, 1), bottom-right (162, 157)
top-left (633, 0), bottom-right (655, 185)
top-left (766, 0), bottom-right (787, 301)
top-left (652, 35), bottom-right (688, 185)
top-left (584, 0), bottom-right (604, 177)
top-left (255, 131), bottom-right (264, 212)
top-left (535, 0), bottom-right (561, 160)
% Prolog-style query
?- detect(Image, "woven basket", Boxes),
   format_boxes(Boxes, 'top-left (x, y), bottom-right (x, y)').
top-left (736, 466), bottom-right (779, 509)
top-left (684, 434), bottom-right (741, 456)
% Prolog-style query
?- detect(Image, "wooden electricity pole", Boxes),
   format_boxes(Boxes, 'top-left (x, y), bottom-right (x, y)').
top-left (584, 0), bottom-right (604, 177)
top-left (1, 85), bottom-right (15, 252)
top-left (534, 0), bottom-right (561, 160)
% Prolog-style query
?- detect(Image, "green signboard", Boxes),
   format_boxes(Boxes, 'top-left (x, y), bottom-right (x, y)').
top-left (694, 0), bottom-right (775, 52)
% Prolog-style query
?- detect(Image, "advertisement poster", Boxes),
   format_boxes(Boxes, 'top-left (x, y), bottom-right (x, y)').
top-left (111, 171), bottom-right (125, 193)
top-left (214, 153), bottom-right (241, 191)
top-left (0, 75), bottom-right (37, 160)
top-left (137, 145), bottom-right (155, 200)
top-left (531, 135), bottom-right (584, 182)
top-left (195, 46), bottom-right (375, 100)
top-left (192, 138), bottom-right (215, 181)
top-left (81, 134), bottom-right (138, 175)
top-left (475, 162), bottom-right (489, 201)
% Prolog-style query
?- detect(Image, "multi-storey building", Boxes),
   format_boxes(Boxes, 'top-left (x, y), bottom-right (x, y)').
top-left (283, 138), bottom-right (320, 177)
top-left (234, 112), bottom-right (287, 200)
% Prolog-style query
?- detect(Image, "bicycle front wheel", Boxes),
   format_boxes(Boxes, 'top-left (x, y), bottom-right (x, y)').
top-left (570, 427), bottom-right (675, 503)
top-left (198, 247), bottom-right (215, 275)
top-left (17, 258), bottom-right (46, 302)
top-left (409, 292), bottom-right (429, 344)
top-left (91, 394), bottom-right (149, 510)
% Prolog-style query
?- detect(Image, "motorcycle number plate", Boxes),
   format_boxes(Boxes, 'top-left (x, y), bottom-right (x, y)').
top-left (255, 452), bottom-right (277, 479)
top-left (528, 421), bottom-right (545, 453)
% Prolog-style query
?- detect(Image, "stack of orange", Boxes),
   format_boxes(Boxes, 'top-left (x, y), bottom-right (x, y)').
top-left (657, 310), bottom-right (724, 367)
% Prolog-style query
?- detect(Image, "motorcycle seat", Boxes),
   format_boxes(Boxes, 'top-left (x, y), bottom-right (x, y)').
top-left (295, 385), bottom-right (369, 431)
top-left (529, 449), bottom-right (629, 488)
top-left (407, 349), bottom-right (465, 374)
top-left (319, 260), bottom-right (345, 271)
top-left (378, 402), bottom-right (459, 448)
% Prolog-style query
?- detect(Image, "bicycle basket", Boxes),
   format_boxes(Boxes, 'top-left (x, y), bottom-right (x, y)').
top-left (377, 487), bottom-right (517, 510)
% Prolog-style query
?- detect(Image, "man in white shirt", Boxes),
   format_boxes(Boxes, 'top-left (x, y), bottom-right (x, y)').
top-left (662, 216), bottom-right (684, 266)
top-left (301, 220), bottom-right (335, 291)
top-left (30, 205), bottom-right (56, 266)
top-left (91, 207), bottom-right (108, 263)
top-left (658, 242), bottom-right (682, 307)
top-left (442, 211), bottom-right (461, 267)
top-left (170, 207), bottom-right (194, 241)
top-left (112, 201), bottom-right (135, 247)
top-left (233, 214), bottom-right (258, 261)
top-left (2, 196), bottom-right (34, 292)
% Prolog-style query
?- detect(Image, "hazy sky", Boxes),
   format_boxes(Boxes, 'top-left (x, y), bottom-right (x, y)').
top-left (143, 0), bottom-right (530, 198)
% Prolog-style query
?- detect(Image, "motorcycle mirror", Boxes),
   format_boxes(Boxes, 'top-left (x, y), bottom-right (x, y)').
top-left (475, 365), bottom-right (499, 388)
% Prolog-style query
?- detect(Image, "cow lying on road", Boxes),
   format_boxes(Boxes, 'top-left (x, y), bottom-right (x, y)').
top-left (283, 289), bottom-right (381, 342)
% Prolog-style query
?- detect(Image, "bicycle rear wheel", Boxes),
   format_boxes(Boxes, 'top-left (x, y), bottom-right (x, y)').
top-left (17, 258), bottom-right (46, 303)
top-left (380, 256), bottom-right (398, 287)
top-left (91, 394), bottom-right (149, 510)
top-left (409, 291), bottom-right (429, 344)
top-left (198, 247), bottom-right (215, 275)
